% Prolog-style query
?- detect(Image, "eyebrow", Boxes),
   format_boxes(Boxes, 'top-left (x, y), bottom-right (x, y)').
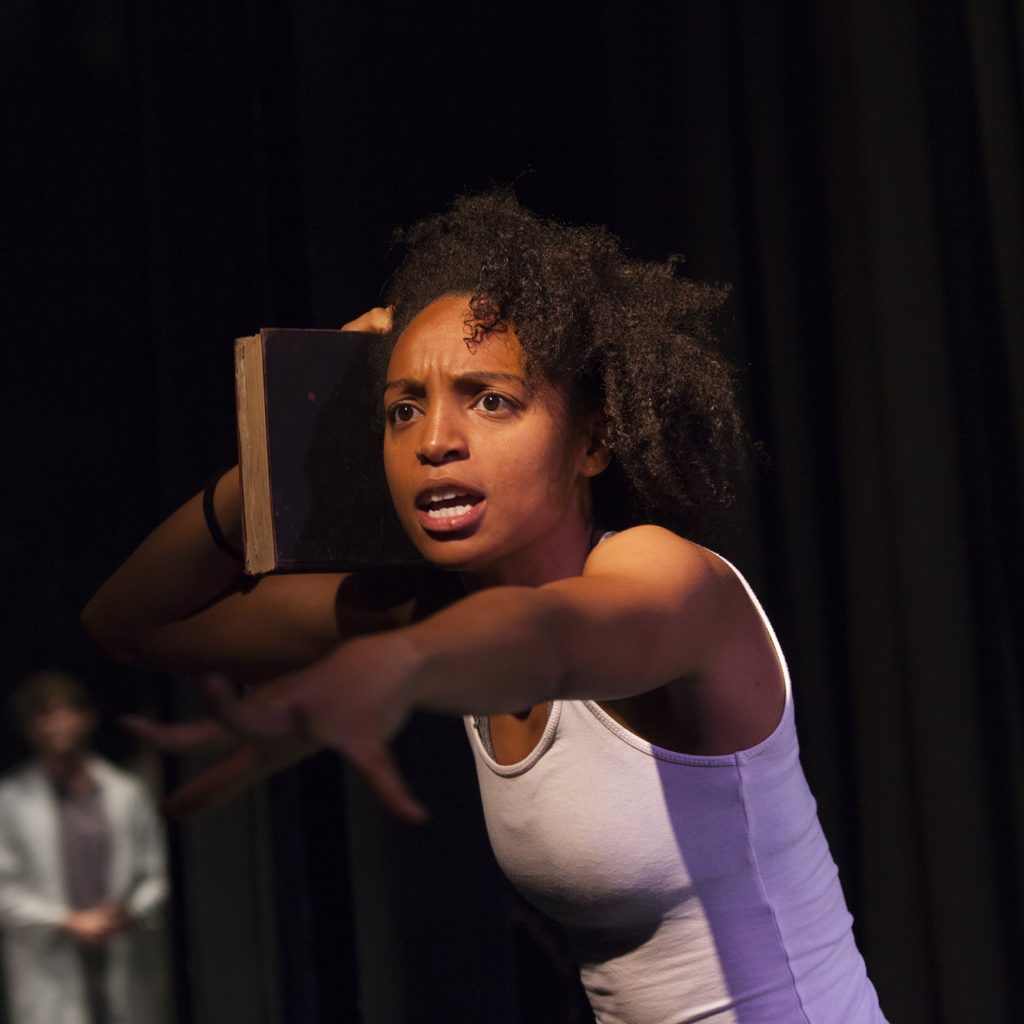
top-left (383, 371), bottom-right (528, 395)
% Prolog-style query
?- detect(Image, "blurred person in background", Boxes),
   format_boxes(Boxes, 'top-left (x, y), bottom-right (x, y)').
top-left (0, 670), bottom-right (168, 1024)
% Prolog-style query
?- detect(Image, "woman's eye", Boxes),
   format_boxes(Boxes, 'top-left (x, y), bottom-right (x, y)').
top-left (388, 402), bottom-right (420, 424)
top-left (476, 393), bottom-right (511, 413)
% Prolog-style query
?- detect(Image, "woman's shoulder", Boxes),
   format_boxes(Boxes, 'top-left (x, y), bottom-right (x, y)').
top-left (586, 525), bottom-right (737, 590)
top-left (582, 527), bottom-right (786, 753)
top-left (585, 526), bottom-right (758, 652)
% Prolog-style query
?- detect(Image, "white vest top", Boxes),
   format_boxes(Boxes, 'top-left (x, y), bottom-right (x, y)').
top-left (464, 555), bottom-right (887, 1024)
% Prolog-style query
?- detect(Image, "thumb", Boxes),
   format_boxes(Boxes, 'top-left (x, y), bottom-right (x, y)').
top-left (120, 714), bottom-right (233, 754)
top-left (203, 674), bottom-right (301, 739)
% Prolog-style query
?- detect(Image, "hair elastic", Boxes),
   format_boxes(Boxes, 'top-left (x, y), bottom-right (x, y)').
top-left (203, 469), bottom-right (244, 562)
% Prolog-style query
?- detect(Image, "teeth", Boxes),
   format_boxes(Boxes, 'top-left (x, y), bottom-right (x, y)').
top-left (426, 505), bottom-right (472, 519)
top-left (425, 489), bottom-right (470, 506)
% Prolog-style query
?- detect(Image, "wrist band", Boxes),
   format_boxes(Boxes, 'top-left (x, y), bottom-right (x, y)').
top-left (203, 470), bottom-right (244, 562)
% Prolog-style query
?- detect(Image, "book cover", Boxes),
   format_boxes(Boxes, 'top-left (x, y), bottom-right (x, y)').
top-left (235, 328), bottom-right (420, 574)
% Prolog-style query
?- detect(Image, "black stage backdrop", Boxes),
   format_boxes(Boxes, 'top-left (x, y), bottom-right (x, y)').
top-left (1, 2), bottom-right (1021, 1022)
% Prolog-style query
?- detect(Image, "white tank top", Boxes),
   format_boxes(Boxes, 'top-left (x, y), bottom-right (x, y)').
top-left (464, 554), bottom-right (887, 1023)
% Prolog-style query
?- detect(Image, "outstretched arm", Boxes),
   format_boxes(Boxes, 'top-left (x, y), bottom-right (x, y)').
top-left (196, 527), bottom-right (750, 820)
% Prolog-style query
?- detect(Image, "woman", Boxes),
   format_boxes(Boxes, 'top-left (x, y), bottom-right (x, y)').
top-left (84, 192), bottom-right (887, 1022)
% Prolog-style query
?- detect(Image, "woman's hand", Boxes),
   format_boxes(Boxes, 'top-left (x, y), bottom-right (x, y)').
top-left (129, 632), bottom-right (428, 824)
top-left (122, 705), bottom-right (321, 819)
top-left (341, 307), bottom-right (392, 333)
top-left (202, 634), bottom-right (427, 823)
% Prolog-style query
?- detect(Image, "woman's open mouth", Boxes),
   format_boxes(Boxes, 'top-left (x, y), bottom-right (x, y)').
top-left (414, 486), bottom-right (486, 534)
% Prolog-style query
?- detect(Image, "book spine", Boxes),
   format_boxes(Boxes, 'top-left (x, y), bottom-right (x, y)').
top-left (235, 335), bottom-right (274, 574)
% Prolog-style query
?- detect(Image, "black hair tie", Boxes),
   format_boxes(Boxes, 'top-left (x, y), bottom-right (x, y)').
top-left (203, 469), bottom-right (244, 562)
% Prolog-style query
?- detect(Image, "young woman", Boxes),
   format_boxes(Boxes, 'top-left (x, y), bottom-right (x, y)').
top-left (84, 192), bottom-right (887, 1022)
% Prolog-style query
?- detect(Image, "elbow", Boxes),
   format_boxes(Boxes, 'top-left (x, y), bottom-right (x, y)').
top-left (80, 598), bottom-right (117, 655)
top-left (80, 599), bottom-right (144, 666)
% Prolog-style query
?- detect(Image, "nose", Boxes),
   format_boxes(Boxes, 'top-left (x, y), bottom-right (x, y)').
top-left (416, 402), bottom-right (468, 465)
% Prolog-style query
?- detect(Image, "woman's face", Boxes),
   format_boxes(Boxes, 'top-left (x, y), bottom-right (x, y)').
top-left (383, 295), bottom-right (604, 586)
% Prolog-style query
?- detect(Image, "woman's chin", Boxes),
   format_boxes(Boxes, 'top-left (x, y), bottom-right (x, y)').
top-left (416, 536), bottom-right (489, 573)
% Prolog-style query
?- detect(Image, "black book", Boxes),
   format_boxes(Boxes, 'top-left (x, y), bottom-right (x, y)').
top-left (235, 328), bottom-right (420, 574)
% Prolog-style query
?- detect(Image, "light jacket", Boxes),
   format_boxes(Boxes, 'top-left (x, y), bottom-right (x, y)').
top-left (0, 757), bottom-right (168, 1024)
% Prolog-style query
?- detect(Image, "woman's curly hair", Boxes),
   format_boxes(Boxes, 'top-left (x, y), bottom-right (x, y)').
top-left (382, 190), bottom-right (748, 536)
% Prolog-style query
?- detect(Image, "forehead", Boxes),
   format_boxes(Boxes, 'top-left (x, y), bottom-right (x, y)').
top-left (36, 697), bottom-right (85, 714)
top-left (387, 295), bottom-right (527, 378)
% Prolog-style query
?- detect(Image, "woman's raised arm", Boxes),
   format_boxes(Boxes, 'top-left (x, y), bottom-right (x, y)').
top-left (82, 307), bottom-right (396, 683)
top-left (81, 467), bottom-right (351, 682)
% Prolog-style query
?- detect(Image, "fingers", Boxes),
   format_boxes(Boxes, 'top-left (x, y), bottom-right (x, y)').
top-left (124, 675), bottom-right (304, 753)
top-left (201, 674), bottom-right (429, 824)
top-left (96, 903), bottom-right (130, 932)
top-left (163, 735), bottom-right (320, 819)
top-left (127, 666), bottom-right (429, 827)
top-left (162, 742), bottom-right (265, 818)
top-left (350, 744), bottom-right (429, 825)
top-left (203, 674), bottom-right (301, 740)
top-left (340, 306), bottom-right (393, 333)
top-left (120, 714), bottom-right (234, 754)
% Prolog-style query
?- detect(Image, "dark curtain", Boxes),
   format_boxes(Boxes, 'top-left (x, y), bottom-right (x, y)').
top-left (2, 1), bottom-right (1020, 1022)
